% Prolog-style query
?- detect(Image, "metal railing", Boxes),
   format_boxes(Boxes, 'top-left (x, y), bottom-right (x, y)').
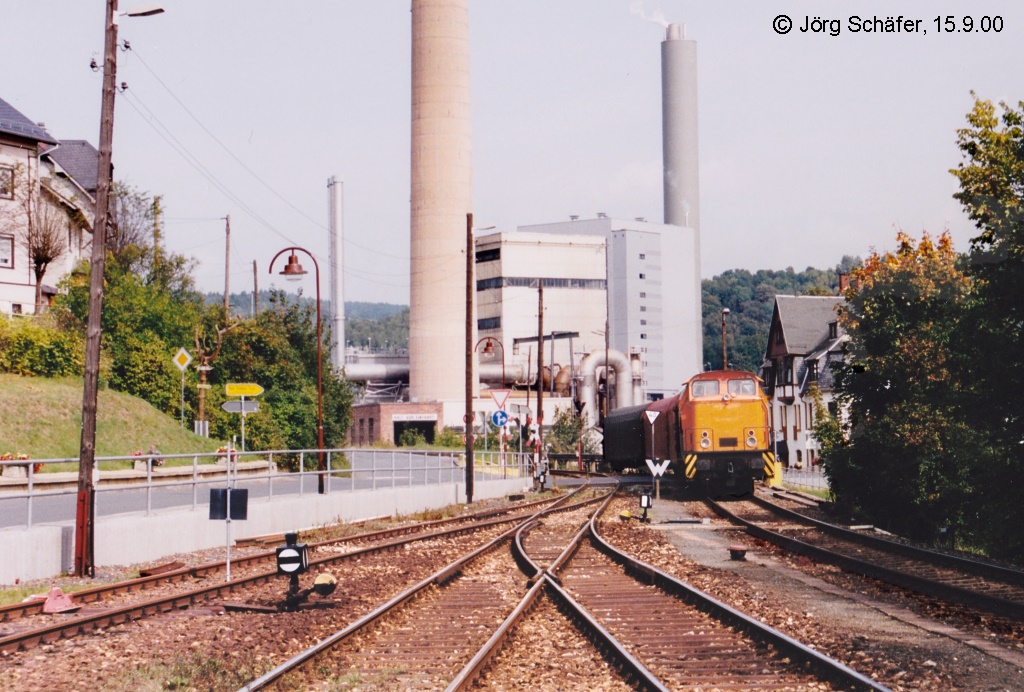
top-left (0, 448), bottom-right (530, 529)
top-left (781, 462), bottom-right (830, 493)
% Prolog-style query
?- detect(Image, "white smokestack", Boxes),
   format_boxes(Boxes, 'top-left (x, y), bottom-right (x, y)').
top-left (327, 176), bottom-right (344, 372)
top-left (662, 23), bottom-right (700, 235)
top-left (409, 0), bottom-right (473, 403)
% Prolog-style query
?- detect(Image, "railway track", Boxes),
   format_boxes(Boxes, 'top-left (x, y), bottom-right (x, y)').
top-left (0, 494), bottom-right (570, 654)
top-left (710, 494), bottom-right (1024, 621)
top-left (238, 488), bottom-right (886, 691)
top-left (0, 495), bottom-right (556, 626)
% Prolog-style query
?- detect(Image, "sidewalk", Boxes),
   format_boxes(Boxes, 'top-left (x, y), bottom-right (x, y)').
top-left (0, 460), bottom-right (276, 494)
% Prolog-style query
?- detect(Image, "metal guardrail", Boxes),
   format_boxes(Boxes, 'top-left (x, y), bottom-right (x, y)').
top-left (0, 449), bottom-right (531, 529)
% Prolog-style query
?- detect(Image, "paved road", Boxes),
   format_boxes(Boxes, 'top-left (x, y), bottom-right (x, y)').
top-left (0, 451), bottom-right (523, 529)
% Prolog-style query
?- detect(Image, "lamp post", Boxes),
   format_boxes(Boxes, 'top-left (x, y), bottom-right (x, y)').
top-left (270, 248), bottom-right (325, 494)
top-left (474, 336), bottom-right (505, 388)
top-left (721, 307), bottom-right (730, 371)
top-left (75, 0), bottom-right (164, 579)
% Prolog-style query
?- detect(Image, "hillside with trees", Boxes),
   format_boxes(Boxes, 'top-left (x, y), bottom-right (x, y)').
top-left (701, 258), bottom-right (860, 373)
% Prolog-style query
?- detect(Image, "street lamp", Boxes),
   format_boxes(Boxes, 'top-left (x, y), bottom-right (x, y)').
top-left (76, 0), bottom-right (165, 578)
top-left (721, 307), bottom-right (730, 371)
top-left (475, 336), bottom-right (505, 388)
top-left (269, 248), bottom-right (325, 494)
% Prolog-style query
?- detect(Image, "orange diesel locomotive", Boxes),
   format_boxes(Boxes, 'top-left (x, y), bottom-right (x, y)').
top-left (603, 370), bottom-right (779, 495)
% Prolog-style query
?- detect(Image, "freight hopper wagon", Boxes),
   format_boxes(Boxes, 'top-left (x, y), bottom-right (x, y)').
top-left (603, 370), bottom-right (781, 496)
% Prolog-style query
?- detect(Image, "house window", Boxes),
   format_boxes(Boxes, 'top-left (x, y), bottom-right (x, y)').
top-left (11, 303), bottom-right (22, 315)
top-left (0, 167), bottom-right (13, 199)
top-left (782, 357), bottom-right (794, 385)
top-left (639, 253), bottom-right (646, 260)
top-left (640, 333), bottom-right (647, 339)
top-left (475, 247), bottom-right (500, 263)
top-left (829, 321), bottom-right (838, 339)
top-left (368, 418), bottom-right (374, 442)
top-left (827, 401), bottom-right (838, 417)
top-left (0, 234), bottom-right (13, 268)
top-left (639, 306), bottom-right (646, 312)
top-left (639, 291), bottom-right (646, 298)
top-left (638, 273), bottom-right (645, 279)
top-left (478, 316), bottom-right (501, 330)
top-left (808, 361), bottom-right (818, 382)
top-left (640, 319), bottom-right (647, 325)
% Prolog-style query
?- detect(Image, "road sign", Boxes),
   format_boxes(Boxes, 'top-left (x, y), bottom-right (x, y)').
top-left (646, 458), bottom-right (671, 477)
top-left (173, 348), bottom-right (192, 372)
top-left (645, 410), bottom-right (660, 425)
top-left (491, 410), bottom-right (509, 427)
top-left (490, 389), bottom-right (511, 410)
top-left (225, 383), bottom-right (264, 397)
top-left (197, 384), bottom-right (212, 390)
top-left (222, 400), bottom-right (259, 414)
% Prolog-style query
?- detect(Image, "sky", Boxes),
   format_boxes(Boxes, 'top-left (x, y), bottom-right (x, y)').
top-left (3, 1), bottom-right (1022, 305)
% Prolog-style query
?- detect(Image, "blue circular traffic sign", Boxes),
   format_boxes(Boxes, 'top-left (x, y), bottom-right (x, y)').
top-left (491, 410), bottom-right (509, 427)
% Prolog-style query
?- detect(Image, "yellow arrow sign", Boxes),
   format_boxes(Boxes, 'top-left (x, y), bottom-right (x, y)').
top-left (225, 383), bottom-right (264, 397)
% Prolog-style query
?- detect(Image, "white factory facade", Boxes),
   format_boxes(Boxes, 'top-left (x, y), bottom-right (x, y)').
top-left (516, 217), bottom-right (701, 400)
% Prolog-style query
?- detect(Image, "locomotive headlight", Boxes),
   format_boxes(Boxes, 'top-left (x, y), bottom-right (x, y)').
top-left (700, 437), bottom-right (712, 449)
top-left (746, 432), bottom-right (758, 447)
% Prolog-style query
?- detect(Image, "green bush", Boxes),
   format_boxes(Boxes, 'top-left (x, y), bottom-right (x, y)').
top-left (0, 315), bottom-right (83, 377)
top-left (399, 428), bottom-right (427, 447)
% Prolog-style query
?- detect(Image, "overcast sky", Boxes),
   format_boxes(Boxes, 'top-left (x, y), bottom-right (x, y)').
top-left (4, 1), bottom-right (1022, 304)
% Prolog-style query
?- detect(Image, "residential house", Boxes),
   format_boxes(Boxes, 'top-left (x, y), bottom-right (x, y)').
top-left (0, 97), bottom-right (96, 315)
top-left (760, 295), bottom-right (847, 468)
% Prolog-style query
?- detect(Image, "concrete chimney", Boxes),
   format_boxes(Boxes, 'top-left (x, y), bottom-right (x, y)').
top-left (409, 0), bottom-right (474, 403)
top-left (327, 176), bottom-right (344, 372)
top-left (662, 23), bottom-right (700, 234)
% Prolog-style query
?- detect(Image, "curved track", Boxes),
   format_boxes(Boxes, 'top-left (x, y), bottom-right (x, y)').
top-left (711, 494), bottom-right (1024, 621)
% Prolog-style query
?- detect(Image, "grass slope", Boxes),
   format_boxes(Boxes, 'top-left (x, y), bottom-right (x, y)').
top-left (0, 374), bottom-right (224, 460)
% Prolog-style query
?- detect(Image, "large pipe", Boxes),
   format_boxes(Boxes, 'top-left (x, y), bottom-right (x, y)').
top-left (662, 23), bottom-right (700, 233)
top-left (580, 350), bottom-right (636, 429)
top-left (343, 363), bottom-right (410, 382)
top-left (409, 0), bottom-right (473, 403)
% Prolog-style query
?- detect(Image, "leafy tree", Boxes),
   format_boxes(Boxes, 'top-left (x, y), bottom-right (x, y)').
top-left (821, 232), bottom-right (977, 541)
top-left (546, 407), bottom-right (598, 454)
top-left (211, 291), bottom-right (353, 453)
top-left (951, 96), bottom-right (1024, 559)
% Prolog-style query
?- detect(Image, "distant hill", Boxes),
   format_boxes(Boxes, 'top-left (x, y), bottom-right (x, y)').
top-left (0, 374), bottom-right (224, 460)
top-left (204, 292), bottom-right (406, 323)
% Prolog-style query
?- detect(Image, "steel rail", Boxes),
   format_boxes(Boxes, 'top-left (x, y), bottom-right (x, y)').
top-left (0, 493), bottom-right (578, 654)
top-left (0, 494), bottom-right (558, 624)
top-left (592, 497), bottom-right (890, 691)
top-left (236, 485), bottom-right (598, 691)
top-left (712, 496), bottom-right (1024, 621)
top-left (751, 494), bottom-right (1024, 586)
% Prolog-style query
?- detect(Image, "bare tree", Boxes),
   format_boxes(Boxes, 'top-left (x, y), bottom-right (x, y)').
top-left (0, 164), bottom-right (80, 313)
top-left (23, 192), bottom-right (74, 313)
top-left (108, 181), bottom-right (155, 270)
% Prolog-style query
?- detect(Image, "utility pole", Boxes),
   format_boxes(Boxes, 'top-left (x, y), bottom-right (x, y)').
top-left (252, 260), bottom-right (258, 316)
top-left (721, 307), bottom-right (730, 370)
top-left (223, 215), bottom-right (231, 318)
top-left (464, 212), bottom-right (474, 504)
top-left (152, 195), bottom-right (162, 274)
top-left (75, 0), bottom-right (119, 578)
top-left (536, 281), bottom-right (544, 470)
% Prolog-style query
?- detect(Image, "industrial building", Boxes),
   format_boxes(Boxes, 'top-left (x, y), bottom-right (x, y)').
top-left (518, 216), bottom-right (701, 400)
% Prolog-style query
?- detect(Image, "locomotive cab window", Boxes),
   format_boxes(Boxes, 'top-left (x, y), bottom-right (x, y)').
top-left (691, 380), bottom-right (720, 397)
top-left (728, 378), bottom-right (758, 396)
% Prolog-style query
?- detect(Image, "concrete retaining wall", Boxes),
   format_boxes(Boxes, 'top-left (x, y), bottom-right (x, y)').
top-left (0, 477), bottom-right (531, 585)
